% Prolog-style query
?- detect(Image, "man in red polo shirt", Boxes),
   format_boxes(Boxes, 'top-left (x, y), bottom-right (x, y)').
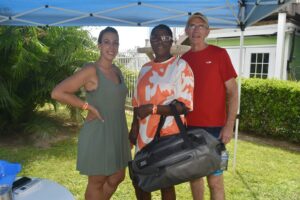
top-left (182, 13), bottom-right (238, 200)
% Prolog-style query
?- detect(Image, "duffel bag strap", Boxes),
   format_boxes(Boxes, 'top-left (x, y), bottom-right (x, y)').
top-left (169, 104), bottom-right (193, 146)
top-left (153, 115), bottom-right (166, 141)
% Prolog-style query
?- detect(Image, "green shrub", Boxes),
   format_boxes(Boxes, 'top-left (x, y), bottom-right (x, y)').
top-left (240, 78), bottom-right (300, 143)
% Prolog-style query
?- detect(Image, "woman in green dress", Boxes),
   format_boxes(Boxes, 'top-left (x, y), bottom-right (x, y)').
top-left (51, 27), bottom-right (131, 200)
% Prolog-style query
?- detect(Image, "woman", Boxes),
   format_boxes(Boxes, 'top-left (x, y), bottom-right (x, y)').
top-left (51, 27), bottom-right (131, 200)
top-left (129, 24), bottom-right (194, 200)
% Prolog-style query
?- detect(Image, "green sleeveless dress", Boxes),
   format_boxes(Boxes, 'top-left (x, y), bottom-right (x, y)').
top-left (76, 66), bottom-right (131, 176)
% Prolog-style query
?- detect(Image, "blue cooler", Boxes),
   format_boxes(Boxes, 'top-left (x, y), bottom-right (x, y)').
top-left (0, 160), bottom-right (22, 187)
top-left (0, 160), bottom-right (22, 200)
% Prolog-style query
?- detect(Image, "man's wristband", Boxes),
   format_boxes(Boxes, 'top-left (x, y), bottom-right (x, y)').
top-left (152, 104), bottom-right (157, 114)
top-left (82, 102), bottom-right (89, 110)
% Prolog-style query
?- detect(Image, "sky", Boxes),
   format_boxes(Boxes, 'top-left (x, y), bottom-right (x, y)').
top-left (83, 26), bottom-right (151, 52)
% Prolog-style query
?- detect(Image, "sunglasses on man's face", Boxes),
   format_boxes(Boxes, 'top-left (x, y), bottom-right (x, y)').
top-left (188, 24), bottom-right (208, 30)
top-left (150, 35), bottom-right (173, 43)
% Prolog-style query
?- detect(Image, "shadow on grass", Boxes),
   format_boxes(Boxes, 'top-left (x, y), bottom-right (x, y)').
top-left (236, 171), bottom-right (259, 200)
top-left (0, 135), bottom-right (78, 173)
top-left (237, 132), bottom-right (300, 154)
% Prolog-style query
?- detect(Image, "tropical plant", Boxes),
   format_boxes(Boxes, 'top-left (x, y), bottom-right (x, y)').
top-left (0, 26), bottom-right (98, 135)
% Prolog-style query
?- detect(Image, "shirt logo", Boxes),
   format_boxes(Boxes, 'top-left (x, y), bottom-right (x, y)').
top-left (206, 61), bottom-right (212, 64)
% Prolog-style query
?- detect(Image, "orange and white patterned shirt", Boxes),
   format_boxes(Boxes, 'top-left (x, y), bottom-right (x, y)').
top-left (132, 56), bottom-right (194, 152)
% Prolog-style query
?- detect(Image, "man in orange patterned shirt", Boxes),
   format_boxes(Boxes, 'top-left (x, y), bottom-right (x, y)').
top-left (129, 24), bottom-right (194, 200)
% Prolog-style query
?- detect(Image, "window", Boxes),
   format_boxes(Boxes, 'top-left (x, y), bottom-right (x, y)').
top-left (249, 53), bottom-right (269, 78)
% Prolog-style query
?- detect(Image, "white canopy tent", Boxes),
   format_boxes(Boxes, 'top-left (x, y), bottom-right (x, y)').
top-left (0, 0), bottom-right (294, 170)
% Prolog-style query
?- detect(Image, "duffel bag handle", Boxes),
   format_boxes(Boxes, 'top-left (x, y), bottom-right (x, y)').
top-left (153, 103), bottom-right (192, 146)
top-left (169, 104), bottom-right (188, 135)
top-left (153, 115), bottom-right (166, 141)
top-left (169, 104), bottom-right (193, 146)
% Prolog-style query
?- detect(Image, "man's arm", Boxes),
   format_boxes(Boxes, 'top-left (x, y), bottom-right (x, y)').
top-left (129, 107), bottom-right (139, 145)
top-left (220, 78), bottom-right (238, 144)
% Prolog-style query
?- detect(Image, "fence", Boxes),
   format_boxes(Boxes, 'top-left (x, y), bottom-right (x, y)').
top-left (116, 53), bottom-right (149, 71)
top-left (124, 74), bottom-right (137, 110)
top-left (115, 54), bottom-right (149, 109)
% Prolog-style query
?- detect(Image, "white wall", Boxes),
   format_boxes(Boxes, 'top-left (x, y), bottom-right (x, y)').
top-left (225, 48), bottom-right (244, 76)
top-left (225, 46), bottom-right (276, 78)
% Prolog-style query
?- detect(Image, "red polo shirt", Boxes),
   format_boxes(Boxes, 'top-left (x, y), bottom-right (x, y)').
top-left (182, 45), bottom-right (237, 127)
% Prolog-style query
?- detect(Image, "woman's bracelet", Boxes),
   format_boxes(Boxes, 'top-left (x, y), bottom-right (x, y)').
top-left (82, 102), bottom-right (89, 110)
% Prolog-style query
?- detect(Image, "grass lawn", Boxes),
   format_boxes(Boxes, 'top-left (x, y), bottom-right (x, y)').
top-left (1, 113), bottom-right (300, 200)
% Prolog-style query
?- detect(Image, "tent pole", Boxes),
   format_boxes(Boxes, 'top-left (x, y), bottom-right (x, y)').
top-left (232, 0), bottom-right (245, 173)
top-left (233, 27), bottom-right (244, 173)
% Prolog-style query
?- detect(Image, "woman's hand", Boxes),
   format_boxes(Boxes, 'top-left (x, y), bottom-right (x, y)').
top-left (129, 122), bottom-right (139, 145)
top-left (129, 107), bottom-right (140, 145)
top-left (86, 105), bottom-right (104, 122)
top-left (136, 104), bottom-right (152, 119)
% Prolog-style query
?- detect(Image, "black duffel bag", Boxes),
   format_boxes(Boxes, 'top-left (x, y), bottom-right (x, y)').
top-left (128, 104), bottom-right (227, 192)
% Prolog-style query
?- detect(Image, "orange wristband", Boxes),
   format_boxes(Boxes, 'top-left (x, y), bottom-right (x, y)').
top-left (152, 104), bottom-right (157, 114)
top-left (82, 102), bottom-right (89, 110)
